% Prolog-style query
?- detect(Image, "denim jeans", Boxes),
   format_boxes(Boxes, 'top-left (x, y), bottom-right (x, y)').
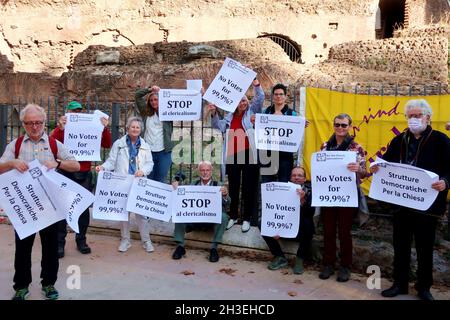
top-left (148, 150), bottom-right (172, 183)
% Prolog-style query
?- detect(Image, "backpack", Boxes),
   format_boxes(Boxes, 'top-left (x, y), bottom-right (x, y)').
top-left (14, 135), bottom-right (58, 160)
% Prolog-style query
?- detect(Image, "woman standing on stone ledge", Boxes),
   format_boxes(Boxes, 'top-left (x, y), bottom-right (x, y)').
top-left (135, 85), bottom-right (174, 183)
top-left (318, 113), bottom-right (368, 283)
top-left (207, 78), bottom-right (264, 233)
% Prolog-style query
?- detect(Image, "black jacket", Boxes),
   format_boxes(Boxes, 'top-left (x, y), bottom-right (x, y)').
top-left (382, 126), bottom-right (450, 215)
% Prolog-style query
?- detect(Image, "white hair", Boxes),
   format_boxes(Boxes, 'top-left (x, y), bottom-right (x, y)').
top-left (126, 116), bottom-right (143, 130)
top-left (405, 99), bottom-right (433, 121)
top-left (198, 160), bottom-right (212, 170)
top-left (20, 104), bottom-right (46, 122)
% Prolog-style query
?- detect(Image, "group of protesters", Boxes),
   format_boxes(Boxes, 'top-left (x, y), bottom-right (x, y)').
top-left (0, 78), bottom-right (449, 301)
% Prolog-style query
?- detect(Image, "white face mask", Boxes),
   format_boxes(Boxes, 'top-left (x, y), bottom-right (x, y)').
top-left (408, 118), bottom-right (426, 134)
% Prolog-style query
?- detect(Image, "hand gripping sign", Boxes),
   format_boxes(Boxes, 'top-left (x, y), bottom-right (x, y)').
top-left (126, 177), bottom-right (173, 222)
top-left (369, 158), bottom-right (439, 211)
top-left (172, 185), bottom-right (222, 224)
top-left (93, 171), bottom-right (133, 222)
top-left (255, 114), bottom-right (306, 153)
top-left (203, 57), bottom-right (257, 113)
top-left (261, 182), bottom-right (300, 238)
top-left (158, 89), bottom-right (203, 121)
top-left (0, 160), bottom-right (93, 239)
top-left (311, 151), bottom-right (358, 207)
top-left (64, 113), bottom-right (104, 161)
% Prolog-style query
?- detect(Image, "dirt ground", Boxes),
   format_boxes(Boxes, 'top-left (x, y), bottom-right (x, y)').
top-left (1, 224), bottom-right (449, 301)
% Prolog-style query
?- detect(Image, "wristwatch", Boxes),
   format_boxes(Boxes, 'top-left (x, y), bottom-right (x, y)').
top-left (56, 159), bottom-right (62, 169)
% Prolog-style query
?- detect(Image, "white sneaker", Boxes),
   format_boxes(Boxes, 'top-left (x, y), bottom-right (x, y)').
top-left (143, 240), bottom-right (154, 253)
top-left (226, 219), bottom-right (236, 230)
top-left (241, 221), bottom-right (251, 233)
top-left (118, 239), bottom-right (131, 252)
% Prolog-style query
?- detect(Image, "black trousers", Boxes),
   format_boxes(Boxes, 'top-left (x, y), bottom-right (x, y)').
top-left (262, 213), bottom-right (315, 260)
top-left (57, 171), bottom-right (92, 248)
top-left (392, 209), bottom-right (438, 291)
top-left (226, 162), bottom-right (259, 223)
top-left (260, 151), bottom-right (294, 183)
top-left (13, 222), bottom-right (59, 290)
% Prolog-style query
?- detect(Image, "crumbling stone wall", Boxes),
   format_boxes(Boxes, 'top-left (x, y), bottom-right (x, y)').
top-left (59, 38), bottom-right (300, 100)
top-left (394, 24), bottom-right (450, 38)
top-left (0, 53), bottom-right (13, 73)
top-left (328, 36), bottom-right (448, 82)
top-left (407, 0), bottom-right (450, 27)
top-left (0, 0), bottom-right (379, 75)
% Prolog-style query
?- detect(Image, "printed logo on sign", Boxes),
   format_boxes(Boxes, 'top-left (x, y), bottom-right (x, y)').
top-left (163, 91), bottom-right (171, 98)
top-left (60, 182), bottom-right (67, 188)
top-left (261, 116), bottom-right (269, 124)
top-left (103, 172), bottom-right (112, 180)
top-left (177, 188), bottom-right (185, 195)
top-left (316, 153), bottom-right (327, 162)
top-left (138, 179), bottom-right (146, 187)
top-left (227, 60), bottom-right (248, 74)
top-left (30, 167), bottom-right (43, 179)
top-left (266, 183), bottom-right (275, 191)
top-left (378, 163), bottom-right (387, 168)
top-left (69, 114), bottom-right (79, 122)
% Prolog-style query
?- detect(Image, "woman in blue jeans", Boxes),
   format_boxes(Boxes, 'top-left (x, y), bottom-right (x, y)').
top-left (135, 85), bottom-right (174, 183)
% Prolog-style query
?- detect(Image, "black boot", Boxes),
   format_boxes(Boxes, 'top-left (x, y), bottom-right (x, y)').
top-left (76, 239), bottom-right (91, 254)
top-left (381, 285), bottom-right (409, 298)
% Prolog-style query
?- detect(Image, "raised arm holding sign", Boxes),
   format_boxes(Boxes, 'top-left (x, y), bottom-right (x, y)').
top-left (203, 57), bottom-right (256, 113)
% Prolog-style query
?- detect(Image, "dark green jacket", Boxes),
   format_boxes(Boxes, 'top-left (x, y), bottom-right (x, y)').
top-left (134, 88), bottom-right (174, 152)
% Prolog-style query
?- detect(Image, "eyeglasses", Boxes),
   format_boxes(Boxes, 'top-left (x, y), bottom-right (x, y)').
top-left (406, 113), bottom-right (424, 119)
top-left (273, 93), bottom-right (285, 96)
top-left (23, 121), bottom-right (44, 127)
top-left (334, 123), bottom-right (349, 128)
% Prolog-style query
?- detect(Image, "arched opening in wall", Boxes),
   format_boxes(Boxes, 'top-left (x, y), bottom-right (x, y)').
top-left (376, 0), bottom-right (406, 39)
top-left (258, 34), bottom-right (303, 63)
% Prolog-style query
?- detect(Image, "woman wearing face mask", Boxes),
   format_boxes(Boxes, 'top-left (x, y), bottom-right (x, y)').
top-left (135, 85), bottom-right (173, 183)
top-left (370, 99), bottom-right (450, 300)
top-left (318, 113), bottom-right (368, 283)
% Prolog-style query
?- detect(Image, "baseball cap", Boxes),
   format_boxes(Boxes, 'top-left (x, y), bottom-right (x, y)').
top-left (66, 101), bottom-right (83, 110)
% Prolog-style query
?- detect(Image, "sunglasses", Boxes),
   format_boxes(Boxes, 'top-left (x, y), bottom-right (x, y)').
top-left (334, 123), bottom-right (349, 128)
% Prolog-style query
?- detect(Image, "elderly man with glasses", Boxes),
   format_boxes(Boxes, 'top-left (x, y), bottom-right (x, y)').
top-left (371, 99), bottom-right (450, 300)
top-left (0, 104), bottom-right (80, 300)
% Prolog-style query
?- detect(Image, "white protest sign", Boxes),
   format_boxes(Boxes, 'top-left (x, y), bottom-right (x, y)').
top-left (42, 169), bottom-right (95, 233)
top-left (126, 178), bottom-right (173, 222)
top-left (93, 171), bottom-right (133, 221)
top-left (255, 114), bottom-right (305, 153)
top-left (203, 57), bottom-right (256, 113)
top-left (369, 159), bottom-right (439, 211)
top-left (0, 160), bottom-right (65, 239)
top-left (311, 151), bottom-right (358, 207)
top-left (172, 185), bottom-right (222, 223)
top-left (94, 109), bottom-right (109, 120)
top-left (64, 113), bottom-right (103, 161)
top-left (158, 89), bottom-right (202, 121)
top-left (187, 79), bottom-right (203, 92)
top-left (261, 182), bottom-right (300, 238)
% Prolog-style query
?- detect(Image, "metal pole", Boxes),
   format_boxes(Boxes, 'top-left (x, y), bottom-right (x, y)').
top-left (0, 105), bottom-right (8, 155)
top-left (111, 102), bottom-right (120, 143)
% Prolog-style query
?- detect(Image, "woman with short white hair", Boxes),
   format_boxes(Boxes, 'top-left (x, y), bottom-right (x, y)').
top-left (96, 116), bottom-right (155, 253)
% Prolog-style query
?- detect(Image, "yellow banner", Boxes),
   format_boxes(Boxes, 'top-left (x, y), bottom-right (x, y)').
top-left (303, 87), bottom-right (450, 195)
